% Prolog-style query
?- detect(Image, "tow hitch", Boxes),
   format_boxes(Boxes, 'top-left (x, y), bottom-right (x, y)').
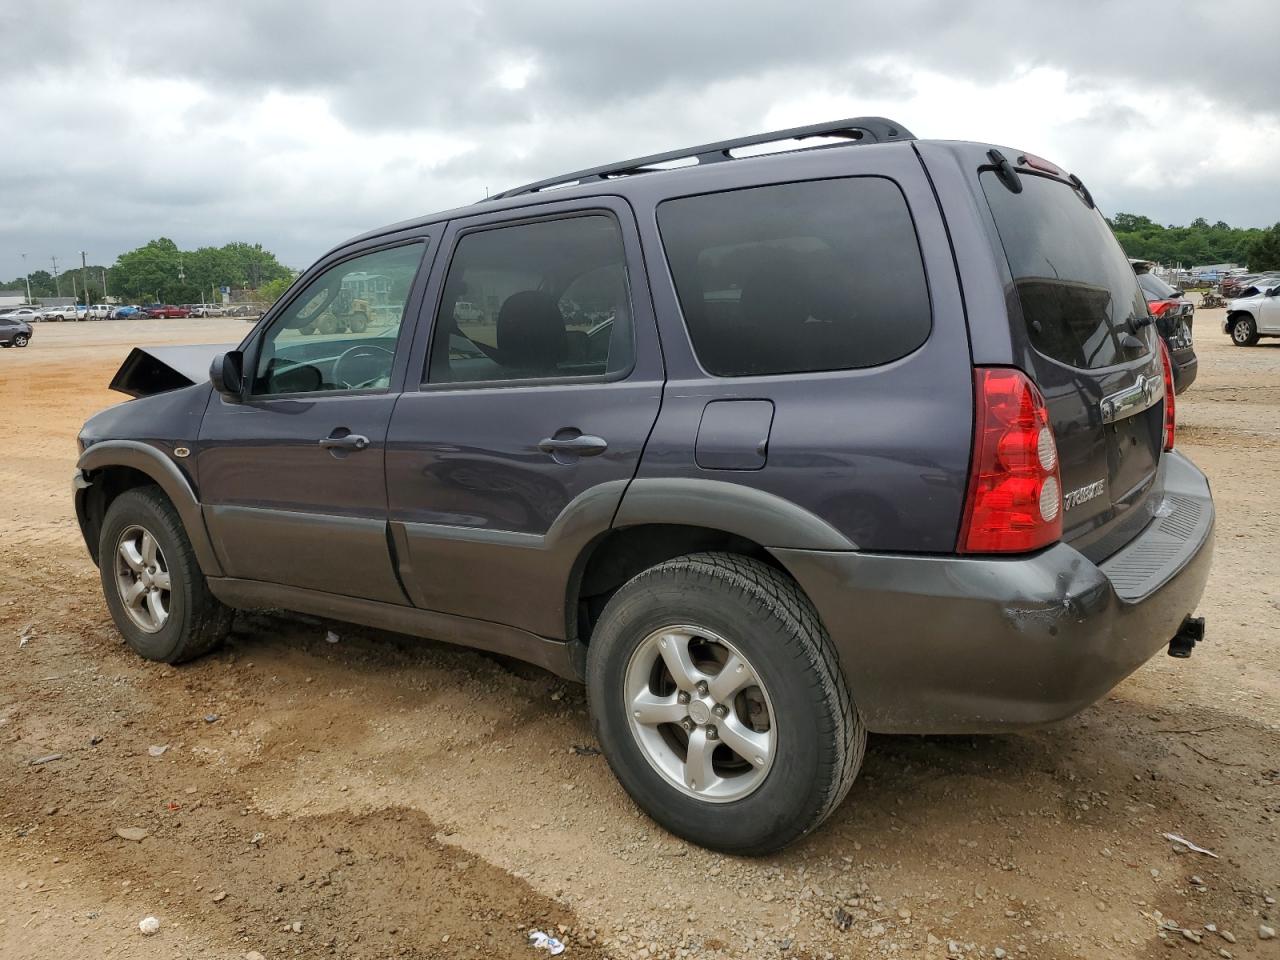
top-left (1168, 615), bottom-right (1206, 658)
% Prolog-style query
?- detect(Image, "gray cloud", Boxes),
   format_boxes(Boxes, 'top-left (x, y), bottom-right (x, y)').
top-left (1, 0), bottom-right (1276, 277)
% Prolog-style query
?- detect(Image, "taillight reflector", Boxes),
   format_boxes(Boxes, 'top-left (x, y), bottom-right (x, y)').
top-left (959, 368), bottom-right (1063, 554)
top-left (1158, 339), bottom-right (1175, 451)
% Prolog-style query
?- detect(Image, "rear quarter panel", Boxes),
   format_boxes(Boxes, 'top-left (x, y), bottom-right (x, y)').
top-left (623, 142), bottom-right (974, 552)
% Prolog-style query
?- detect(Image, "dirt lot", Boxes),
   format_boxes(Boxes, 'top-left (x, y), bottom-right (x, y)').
top-left (1, 315), bottom-right (1277, 960)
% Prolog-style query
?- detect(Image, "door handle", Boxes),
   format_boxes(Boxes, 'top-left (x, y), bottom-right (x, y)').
top-left (537, 434), bottom-right (608, 457)
top-left (319, 434), bottom-right (370, 451)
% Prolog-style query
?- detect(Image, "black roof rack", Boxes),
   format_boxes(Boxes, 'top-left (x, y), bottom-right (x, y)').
top-left (488, 116), bottom-right (916, 201)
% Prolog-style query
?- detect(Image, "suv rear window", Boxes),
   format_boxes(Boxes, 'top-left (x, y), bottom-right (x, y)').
top-left (658, 178), bottom-right (930, 377)
top-left (1137, 272), bottom-right (1178, 299)
top-left (981, 171), bottom-right (1148, 370)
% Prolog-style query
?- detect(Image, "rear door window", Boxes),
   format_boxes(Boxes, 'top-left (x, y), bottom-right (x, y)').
top-left (657, 178), bottom-right (931, 377)
top-left (426, 214), bottom-right (634, 385)
top-left (981, 171), bottom-right (1149, 369)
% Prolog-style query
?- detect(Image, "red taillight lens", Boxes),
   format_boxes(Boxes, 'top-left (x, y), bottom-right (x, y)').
top-left (1158, 339), bottom-right (1175, 451)
top-left (1147, 299), bottom-right (1173, 317)
top-left (959, 368), bottom-right (1063, 554)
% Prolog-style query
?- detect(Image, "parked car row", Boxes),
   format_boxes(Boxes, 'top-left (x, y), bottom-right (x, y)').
top-left (0, 302), bottom-right (264, 322)
top-left (1221, 272), bottom-right (1280, 298)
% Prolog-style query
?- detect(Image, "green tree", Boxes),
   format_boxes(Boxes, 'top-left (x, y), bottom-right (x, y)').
top-left (106, 238), bottom-right (293, 303)
top-left (257, 275), bottom-right (295, 306)
top-left (1247, 224), bottom-right (1280, 271)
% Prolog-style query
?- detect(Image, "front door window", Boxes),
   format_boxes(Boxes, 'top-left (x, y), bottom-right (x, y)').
top-left (252, 242), bottom-right (425, 396)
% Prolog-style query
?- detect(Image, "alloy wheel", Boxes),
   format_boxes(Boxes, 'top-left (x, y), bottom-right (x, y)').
top-left (113, 524), bottom-right (172, 633)
top-left (624, 625), bottom-right (776, 803)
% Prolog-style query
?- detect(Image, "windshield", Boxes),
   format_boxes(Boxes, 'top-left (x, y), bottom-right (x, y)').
top-left (1137, 272), bottom-right (1178, 299)
top-left (981, 170), bottom-right (1149, 370)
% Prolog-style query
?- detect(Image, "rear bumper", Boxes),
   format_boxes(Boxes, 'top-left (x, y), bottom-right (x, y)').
top-left (774, 451), bottom-right (1214, 734)
top-left (1171, 351), bottom-right (1198, 393)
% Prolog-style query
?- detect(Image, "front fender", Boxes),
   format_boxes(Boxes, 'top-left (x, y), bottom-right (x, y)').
top-left (76, 440), bottom-right (223, 576)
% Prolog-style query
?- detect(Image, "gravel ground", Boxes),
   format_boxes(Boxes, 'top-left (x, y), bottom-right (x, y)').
top-left (0, 314), bottom-right (1277, 960)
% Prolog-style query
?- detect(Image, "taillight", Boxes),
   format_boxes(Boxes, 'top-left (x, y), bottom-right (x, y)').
top-left (959, 368), bottom-right (1063, 554)
top-left (1147, 299), bottom-right (1173, 317)
top-left (1158, 339), bottom-right (1175, 451)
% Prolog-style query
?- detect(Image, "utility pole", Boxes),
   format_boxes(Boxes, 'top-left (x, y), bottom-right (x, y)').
top-left (101, 269), bottom-right (108, 299)
top-left (81, 251), bottom-right (89, 305)
top-left (51, 255), bottom-right (61, 297)
top-left (20, 253), bottom-right (32, 303)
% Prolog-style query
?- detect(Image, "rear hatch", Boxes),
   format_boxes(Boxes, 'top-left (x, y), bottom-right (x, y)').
top-left (978, 160), bottom-right (1167, 562)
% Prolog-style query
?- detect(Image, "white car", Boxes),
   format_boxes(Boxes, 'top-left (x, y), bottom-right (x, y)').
top-left (190, 303), bottom-right (225, 317)
top-left (37, 306), bottom-right (80, 322)
top-left (1225, 282), bottom-right (1280, 346)
top-left (85, 304), bottom-right (113, 320)
top-left (0, 307), bottom-right (42, 322)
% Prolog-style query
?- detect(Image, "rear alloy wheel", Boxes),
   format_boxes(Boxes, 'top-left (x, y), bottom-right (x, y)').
top-left (588, 553), bottom-right (864, 855)
top-left (1231, 315), bottom-right (1259, 346)
top-left (623, 625), bottom-right (777, 802)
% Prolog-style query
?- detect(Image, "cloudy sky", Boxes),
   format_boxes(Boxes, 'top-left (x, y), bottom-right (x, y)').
top-left (2, 0), bottom-right (1277, 279)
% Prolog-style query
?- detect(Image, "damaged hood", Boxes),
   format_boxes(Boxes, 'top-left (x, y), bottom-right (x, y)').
top-left (110, 343), bottom-right (234, 398)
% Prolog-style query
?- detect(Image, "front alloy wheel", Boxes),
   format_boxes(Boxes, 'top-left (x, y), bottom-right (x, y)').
top-left (113, 524), bottom-right (171, 633)
top-left (625, 625), bottom-right (776, 802)
top-left (1231, 316), bottom-right (1258, 346)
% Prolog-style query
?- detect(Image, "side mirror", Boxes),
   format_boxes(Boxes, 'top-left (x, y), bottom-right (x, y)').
top-left (210, 350), bottom-right (245, 400)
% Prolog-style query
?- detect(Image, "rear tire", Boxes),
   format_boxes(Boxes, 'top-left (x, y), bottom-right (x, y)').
top-left (99, 487), bottom-right (232, 663)
top-left (1230, 314), bottom-right (1259, 346)
top-left (587, 552), bottom-right (864, 855)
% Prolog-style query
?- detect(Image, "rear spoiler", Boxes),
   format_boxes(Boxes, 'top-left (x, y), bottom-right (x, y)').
top-left (109, 343), bottom-right (234, 398)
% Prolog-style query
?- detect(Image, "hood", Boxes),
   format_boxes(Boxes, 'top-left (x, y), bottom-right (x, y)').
top-left (109, 343), bottom-right (234, 398)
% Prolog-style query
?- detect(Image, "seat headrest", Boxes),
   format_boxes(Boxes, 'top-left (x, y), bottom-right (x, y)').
top-left (497, 291), bottom-right (565, 372)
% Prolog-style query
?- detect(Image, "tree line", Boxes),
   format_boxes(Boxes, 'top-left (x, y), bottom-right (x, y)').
top-left (1107, 214), bottom-right (1280, 271)
top-left (3, 238), bottom-right (294, 304)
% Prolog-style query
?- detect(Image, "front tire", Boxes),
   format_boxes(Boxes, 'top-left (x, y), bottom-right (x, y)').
top-left (99, 487), bottom-right (232, 663)
top-left (587, 553), bottom-right (864, 855)
top-left (1230, 314), bottom-right (1259, 346)
top-left (13, 334), bottom-right (28, 347)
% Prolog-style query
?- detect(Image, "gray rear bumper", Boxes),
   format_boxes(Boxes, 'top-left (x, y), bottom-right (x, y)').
top-left (773, 451), bottom-right (1214, 734)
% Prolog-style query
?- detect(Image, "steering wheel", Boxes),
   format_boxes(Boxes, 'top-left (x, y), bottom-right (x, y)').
top-left (333, 344), bottom-right (395, 388)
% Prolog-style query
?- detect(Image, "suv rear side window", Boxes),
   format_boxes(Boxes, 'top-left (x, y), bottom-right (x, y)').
top-left (427, 214), bottom-right (634, 385)
top-left (981, 171), bottom-right (1148, 370)
top-left (658, 177), bottom-right (931, 377)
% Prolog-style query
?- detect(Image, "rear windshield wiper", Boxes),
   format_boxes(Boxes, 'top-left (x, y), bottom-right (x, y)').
top-left (986, 149), bottom-right (1022, 194)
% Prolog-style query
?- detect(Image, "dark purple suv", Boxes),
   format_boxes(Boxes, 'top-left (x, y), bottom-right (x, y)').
top-left (74, 118), bottom-right (1214, 854)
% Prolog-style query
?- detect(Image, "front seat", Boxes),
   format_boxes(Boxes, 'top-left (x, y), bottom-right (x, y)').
top-left (497, 291), bottom-right (566, 376)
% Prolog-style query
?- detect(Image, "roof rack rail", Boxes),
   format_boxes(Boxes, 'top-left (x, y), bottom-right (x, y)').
top-left (487, 116), bottom-right (916, 201)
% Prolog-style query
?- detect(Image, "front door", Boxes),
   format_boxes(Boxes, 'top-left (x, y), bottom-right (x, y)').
top-left (386, 200), bottom-right (664, 638)
top-left (1259, 288), bottom-right (1280, 334)
top-left (197, 240), bottom-right (430, 603)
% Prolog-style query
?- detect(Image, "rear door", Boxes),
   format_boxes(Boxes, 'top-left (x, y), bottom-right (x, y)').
top-left (385, 197), bottom-right (664, 639)
top-left (976, 162), bottom-right (1166, 560)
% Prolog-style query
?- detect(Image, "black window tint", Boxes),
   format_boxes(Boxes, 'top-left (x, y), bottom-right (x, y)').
top-left (981, 171), bottom-right (1148, 370)
top-left (427, 215), bottom-right (633, 385)
top-left (657, 178), bottom-right (930, 377)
